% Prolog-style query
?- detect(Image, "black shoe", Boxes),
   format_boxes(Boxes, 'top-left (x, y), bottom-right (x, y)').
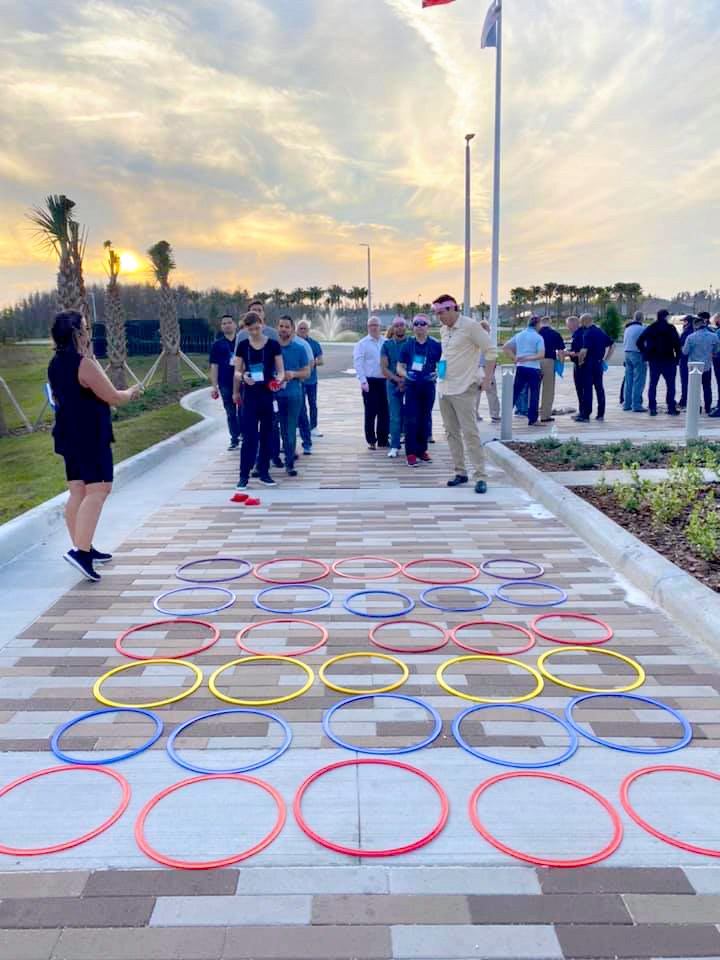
top-left (90, 547), bottom-right (112, 564)
top-left (303, 449), bottom-right (312, 455)
top-left (633, 407), bottom-right (648, 413)
top-left (259, 475), bottom-right (276, 485)
top-left (572, 415), bottom-right (589, 422)
top-left (475, 480), bottom-right (488, 494)
top-left (447, 475), bottom-right (469, 487)
top-left (63, 549), bottom-right (100, 582)
top-left (251, 468), bottom-right (261, 478)
top-left (377, 442), bottom-right (389, 448)
top-left (227, 440), bottom-right (239, 451)
top-left (540, 418), bottom-right (555, 422)
top-left (668, 409), bottom-right (680, 416)
top-left (428, 437), bottom-right (436, 443)
top-left (649, 410), bottom-right (657, 416)
top-left (286, 468), bottom-right (298, 477)
top-left (237, 477), bottom-right (249, 488)
top-left (272, 457), bottom-right (284, 468)
top-left (595, 415), bottom-right (604, 421)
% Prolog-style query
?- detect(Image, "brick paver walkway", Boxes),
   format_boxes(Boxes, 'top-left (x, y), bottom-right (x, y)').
top-left (2, 378), bottom-right (720, 960)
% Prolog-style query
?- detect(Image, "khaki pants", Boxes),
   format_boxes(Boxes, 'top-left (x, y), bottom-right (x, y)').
top-left (540, 358), bottom-right (556, 420)
top-left (439, 385), bottom-right (486, 481)
top-left (477, 372), bottom-right (500, 419)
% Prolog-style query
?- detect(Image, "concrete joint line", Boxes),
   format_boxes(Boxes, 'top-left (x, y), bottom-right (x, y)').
top-left (485, 441), bottom-right (720, 660)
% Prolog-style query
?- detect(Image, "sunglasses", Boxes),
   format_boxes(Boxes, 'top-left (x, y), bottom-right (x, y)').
top-left (413, 320), bottom-right (428, 327)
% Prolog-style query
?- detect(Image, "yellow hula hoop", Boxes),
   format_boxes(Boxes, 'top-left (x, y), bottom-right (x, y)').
top-left (209, 656), bottom-right (314, 706)
top-left (319, 652), bottom-right (409, 695)
top-left (93, 658), bottom-right (203, 709)
top-left (537, 646), bottom-right (645, 694)
top-left (436, 655), bottom-right (544, 703)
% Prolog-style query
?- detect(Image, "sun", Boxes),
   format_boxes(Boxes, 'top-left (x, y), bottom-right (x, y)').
top-left (119, 251), bottom-right (141, 273)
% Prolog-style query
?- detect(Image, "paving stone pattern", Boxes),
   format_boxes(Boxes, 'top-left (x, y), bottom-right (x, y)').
top-left (2, 378), bottom-right (720, 959)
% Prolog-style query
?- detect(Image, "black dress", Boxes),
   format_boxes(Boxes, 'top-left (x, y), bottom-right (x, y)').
top-left (48, 351), bottom-right (115, 483)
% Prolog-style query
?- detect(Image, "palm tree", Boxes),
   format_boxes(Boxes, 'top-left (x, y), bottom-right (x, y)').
top-left (326, 284), bottom-right (346, 308)
top-left (529, 285), bottom-right (543, 314)
top-left (270, 288), bottom-right (286, 308)
top-left (306, 286), bottom-right (324, 311)
top-left (348, 285), bottom-right (366, 310)
top-left (509, 288), bottom-right (529, 327)
top-left (543, 282), bottom-right (557, 317)
top-left (565, 284), bottom-right (579, 316)
top-left (28, 195), bottom-right (87, 317)
top-left (554, 284), bottom-right (568, 322)
top-left (289, 288), bottom-right (307, 308)
top-left (474, 301), bottom-right (490, 322)
top-left (147, 241), bottom-right (181, 385)
top-left (103, 241), bottom-right (127, 388)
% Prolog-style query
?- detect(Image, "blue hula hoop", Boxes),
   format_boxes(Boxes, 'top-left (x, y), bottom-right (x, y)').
top-left (166, 708), bottom-right (292, 774)
top-left (420, 585), bottom-right (492, 613)
top-left (342, 590), bottom-right (415, 619)
top-left (153, 585), bottom-right (235, 616)
top-left (452, 703), bottom-right (578, 769)
top-left (175, 557), bottom-right (253, 584)
top-left (565, 693), bottom-right (693, 755)
top-left (322, 693), bottom-right (442, 755)
top-left (51, 707), bottom-right (163, 765)
top-left (494, 581), bottom-right (567, 608)
top-left (254, 584), bottom-right (333, 614)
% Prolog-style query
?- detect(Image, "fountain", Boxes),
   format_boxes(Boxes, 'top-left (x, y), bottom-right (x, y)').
top-left (314, 305), bottom-right (345, 341)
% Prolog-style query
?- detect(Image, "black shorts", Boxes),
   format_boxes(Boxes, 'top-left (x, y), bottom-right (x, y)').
top-left (63, 446), bottom-right (114, 484)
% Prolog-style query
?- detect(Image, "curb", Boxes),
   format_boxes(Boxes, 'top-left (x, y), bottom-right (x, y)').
top-left (0, 388), bottom-right (219, 569)
top-left (485, 440), bottom-right (720, 657)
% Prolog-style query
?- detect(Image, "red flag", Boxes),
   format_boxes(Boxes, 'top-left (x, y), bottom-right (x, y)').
top-left (422, 0), bottom-right (456, 7)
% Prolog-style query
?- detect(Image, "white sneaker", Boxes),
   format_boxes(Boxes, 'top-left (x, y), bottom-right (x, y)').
top-left (311, 428), bottom-right (323, 437)
top-left (387, 447), bottom-right (399, 458)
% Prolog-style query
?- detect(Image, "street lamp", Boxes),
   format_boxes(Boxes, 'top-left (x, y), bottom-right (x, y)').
top-left (359, 243), bottom-right (372, 321)
top-left (464, 133), bottom-right (475, 316)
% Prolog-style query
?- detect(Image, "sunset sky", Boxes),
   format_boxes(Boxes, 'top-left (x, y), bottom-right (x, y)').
top-left (1, 0), bottom-right (718, 308)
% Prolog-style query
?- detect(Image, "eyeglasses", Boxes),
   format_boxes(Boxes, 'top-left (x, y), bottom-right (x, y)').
top-left (413, 321), bottom-right (428, 327)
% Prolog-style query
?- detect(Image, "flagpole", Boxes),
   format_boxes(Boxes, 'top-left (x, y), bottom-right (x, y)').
top-left (489, 1), bottom-right (502, 346)
top-left (463, 133), bottom-right (475, 315)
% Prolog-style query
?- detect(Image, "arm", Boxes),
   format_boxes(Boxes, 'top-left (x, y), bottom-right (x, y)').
top-left (682, 337), bottom-right (690, 356)
top-left (274, 353), bottom-right (285, 382)
top-left (315, 346), bottom-right (324, 367)
top-left (232, 354), bottom-right (245, 404)
top-left (286, 363), bottom-right (311, 382)
top-left (396, 362), bottom-right (408, 379)
top-left (353, 340), bottom-right (368, 392)
top-left (209, 362), bottom-right (220, 399)
top-left (78, 357), bottom-right (142, 406)
top-left (469, 322), bottom-right (497, 383)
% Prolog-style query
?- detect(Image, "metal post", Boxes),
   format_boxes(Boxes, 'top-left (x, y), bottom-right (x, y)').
top-left (686, 362), bottom-right (703, 441)
top-left (500, 366), bottom-right (514, 441)
top-left (360, 243), bottom-right (372, 321)
top-left (488, 2), bottom-right (503, 347)
top-left (463, 133), bottom-right (475, 314)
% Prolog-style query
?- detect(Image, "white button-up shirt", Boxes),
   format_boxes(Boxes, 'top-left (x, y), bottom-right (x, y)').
top-left (353, 334), bottom-right (384, 385)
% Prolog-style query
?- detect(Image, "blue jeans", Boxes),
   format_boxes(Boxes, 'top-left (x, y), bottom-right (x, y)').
top-left (276, 391), bottom-right (303, 470)
top-left (405, 380), bottom-right (434, 457)
top-left (386, 381), bottom-right (405, 449)
top-left (298, 388), bottom-right (312, 451)
top-left (513, 367), bottom-right (541, 424)
top-left (219, 384), bottom-right (241, 442)
top-left (624, 352), bottom-right (647, 411)
top-left (304, 382), bottom-right (318, 430)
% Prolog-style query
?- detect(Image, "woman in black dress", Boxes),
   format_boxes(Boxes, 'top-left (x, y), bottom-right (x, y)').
top-left (48, 311), bottom-right (142, 581)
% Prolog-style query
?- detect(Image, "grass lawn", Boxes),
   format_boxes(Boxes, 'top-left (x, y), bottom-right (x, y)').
top-left (0, 402), bottom-right (202, 525)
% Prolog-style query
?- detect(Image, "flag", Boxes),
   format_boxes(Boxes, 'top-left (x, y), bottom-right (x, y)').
top-left (422, 0), bottom-right (455, 7)
top-left (481, 0), bottom-right (500, 48)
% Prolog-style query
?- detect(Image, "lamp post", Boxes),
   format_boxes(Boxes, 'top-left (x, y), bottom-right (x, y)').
top-left (359, 243), bottom-right (372, 321)
top-left (464, 133), bottom-right (475, 316)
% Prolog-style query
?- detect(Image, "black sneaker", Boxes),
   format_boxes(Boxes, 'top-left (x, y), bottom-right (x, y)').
top-left (649, 410), bottom-right (657, 416)
top-left (475, 480), bottom-right (488, 494)
top-left (303, 449), bottom-right (312, 455)
top-left (259, 475), bottom-right (276, 485)
top-left (668, 409), bottom-right (680, 416)
top-left (90, 547), bottom-right (112, 564)
top-left (572, 415), bottom-right (589, 422)
top-left (227, 440), bottom-right (239, 451)
top-left (286, 468), bottom-right (298, 477)
top-left (447, 475), bottom-right (469, 487)
top-left (251, 468), bottom-right (261, 478)
top-left (237, 477), bottom-right (249, 488)
top-left (272, 457), bottom-right (284, 468)
top-left (63, 549), bottom-right (100, 582)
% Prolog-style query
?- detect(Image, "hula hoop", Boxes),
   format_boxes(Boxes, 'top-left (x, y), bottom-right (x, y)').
top-left (450, 620), bottom-right (535, 656)
top-left (135, 773), bottom-right (286, 869)
top-left (494, 581), bottom-right (568, 608)
top-left (115, 619), bottom-right (220, 661)
top-left (319, 652), bottom-right (410, 695)
top-left (452, 703), bottom-right (578, 769)
top-left (537, 646), bottom-right (645, 694)
top-left (420, 585), bottom-right (492, 613)
top-left (166, 708), bottom-right (292, 774)
top-left (209, 656), bottom-right (314, 706)
top-left (94, 659), bottom-right (203, 709)
top-left (469, 771), bottom-right (623, 867)
top-left (331, 556), bottom-right (403, 580)
top-left (369, 620), bottom-right (449, 654)
top-left (0, 765), bottom-right (131, 856)
top-left (253, 557), bottom-right (330, 584)
top-left (566, 693), bottom-right (692, 754)
top-left (620, 765), bottom-right (720, 858)
top-left (175, 557), bottom-right (253, 584)
top-left (343, 589), bottom-right (415, 619)
top-left (236, 619), bottom-right (328, 657)
top-left (480, 558), bottom-right (545, 581)
top-left (254, 584), bottom-right (332, 614)
top-left (531, 612), bottom-right (612, 646)
top-left (153, 586), bottom-right (235, 617)
top-left (323, 694), bottom-right (442, 755)
top-left (51, 707), bottom-right (163, 765)
top-left (437, 655), bottom-right (544, 704)
top-left (294, 758), bottom-right (449, 857)
top-left (401, 557), bottom-right (480, 585)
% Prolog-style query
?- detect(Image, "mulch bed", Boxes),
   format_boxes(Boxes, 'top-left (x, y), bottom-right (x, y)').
top-left (508, 441), bottom-right (684, 472)
top-left (575, 485), bottom-right (720, 593)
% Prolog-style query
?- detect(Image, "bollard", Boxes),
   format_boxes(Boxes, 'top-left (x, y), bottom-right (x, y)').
top-left (685, 362), bottom-right (703, 441)
top-left (501, 366), bottom-right (515, 441)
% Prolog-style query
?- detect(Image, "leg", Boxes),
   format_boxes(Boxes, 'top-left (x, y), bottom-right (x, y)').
top-left (454, 386), bottom-right (486, 481)
top-left (666, 361), bottom-right (677, 412)
top-left (306, 383), bottom-right (318, 431)
top-left (74, 482), bottom-right (112, 551)
top-left (426, 382), bottom-right (436, 438)
top-left (240, 395), bottom-right (259, 478)
top-left (277, 396), bottom-right (291, 465)
top-left (578, 364), bottom-right (593, 418)
top-left (594, 364), bottom-right (606, 418)
top-left (362, 389), bottom-right (376, 445)
top-left (527, 370), bottom-right (541, 424)
top-left (680, 357), bottom-right (689, 407)
top-left (631, 356), bottom-right (647, 411)
top-left (415, 382), bottom-right (432, 456)
top-left (298, 387), bottom-right (312, 451)
top-left (387, 382), bottom-right (403, 449)
top-left (540, 358), bottom-right (555, 419)
top-left (439, 393), bottom-right (467, 477)
top-left (373, 378), bottom-right (389, 445)
top-left (648, 362), bottom-right (660, 413)
top-left (512, 366), bottom-right (528, 407)
top-left (220, 385), bottom-right (240, 443)
top-left (404, 384), bottom-right (420, 457)
top-left (64, 479), bottom-right (86, 543)
top-left (256, 395), bottom-right (274, 475)
top-left (285, 393), bottom-right (303, 470)
top-left (623, 359), bottom-right (634, 411)
top-left (572, 363), bottom-right (582, 410)
top-left (702, 370), bottom-right (713, 413)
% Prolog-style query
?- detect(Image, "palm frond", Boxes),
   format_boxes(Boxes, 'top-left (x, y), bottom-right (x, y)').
top-left (27, 194), bottom-right (76, 255)
top-left (147, 241), bottom-right (176, 284)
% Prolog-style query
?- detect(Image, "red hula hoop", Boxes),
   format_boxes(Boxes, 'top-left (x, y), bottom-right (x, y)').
top-left (0, 765), bottom-right (131, 856)
top-left (294, 758), bottom-right (449, 857)
top-left (621, 765), bottom-right (720, 858)
top-left (135, 773), bottom-right (286, 869)
top-left (401, 558), bottom-right (480, 585)
top-left (469, 771), bottom-right (623, 868)
top-left (236, 618), bottom-right (329, 657)
top-left (253, 557), bottom-right (330, 584)
top-left (369, 620), bottom-right (449, 654)
top-left (530, 613), bottom-right (613, 646)
top-left (331, 556), bottom-right (403, 580)
top-left (116, 619), bottom-right (220, 660)
top-left (451, 620), bottom-right (536, 656)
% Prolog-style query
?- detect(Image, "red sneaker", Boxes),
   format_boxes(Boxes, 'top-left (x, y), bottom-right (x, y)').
top-left (244, 497), bottom-right (261, 506)
top-left (419, 453), bottom-right (432, 462)
top-left (230, 493), bottom-right (249, 502)
top-left (407, 455), bottom-right (418, 466)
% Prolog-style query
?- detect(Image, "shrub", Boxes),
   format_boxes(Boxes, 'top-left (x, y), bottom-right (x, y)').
top-left (600, 306), bottom-right (623, 343)
top-left (687, 492), bottom-right (720, 562)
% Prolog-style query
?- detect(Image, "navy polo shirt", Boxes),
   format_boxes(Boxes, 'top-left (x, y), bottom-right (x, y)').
top-left (209, 335), bottom-right (237, 390)
top-left (581, 325), bottom-right (613, 363)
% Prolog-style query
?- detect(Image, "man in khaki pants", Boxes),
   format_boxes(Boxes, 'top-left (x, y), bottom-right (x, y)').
top-left (433, 294), bottom-right (497, 494)
top-left (538, 317), bottom-right (566, 422)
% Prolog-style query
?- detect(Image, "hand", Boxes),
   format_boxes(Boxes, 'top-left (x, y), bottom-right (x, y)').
top-left (211, 388), bottom-right (219, 400)
top-left (232, 393), bottom-right (241, 405)
top-left (361, 382), bottom-right (369, 393)
top-left (129, 384), bottom-right (144, 400)
top-left (481, 375), bottom-right (493, 392)
top-left (243, 372), bottom-right (254, 384)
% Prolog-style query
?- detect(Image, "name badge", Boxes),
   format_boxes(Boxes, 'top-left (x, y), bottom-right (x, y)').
top-left (412, 355), bottom-right (424, 372)
top-left (272, 400), bottom-right (279, 414)
top-left (249, 364), bottom-right (264, 383)
top-left (229, 356), bottom-right (236, 366)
